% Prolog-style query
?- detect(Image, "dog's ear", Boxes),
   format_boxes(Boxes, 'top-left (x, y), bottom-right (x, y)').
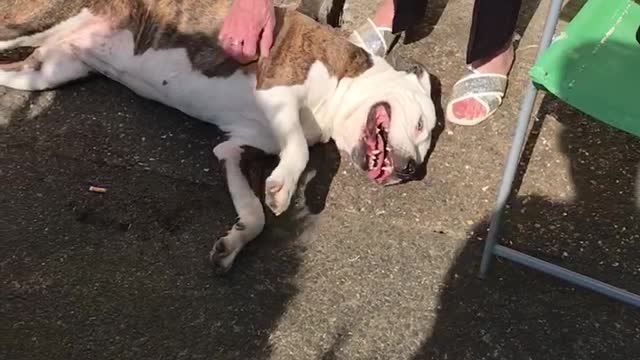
top-left (412, 64), bottom-right (431, 94)
top-left (390, 56), bottom-right (431, 94)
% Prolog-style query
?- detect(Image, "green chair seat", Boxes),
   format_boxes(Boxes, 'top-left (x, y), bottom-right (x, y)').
top-left (530, 0), bottom-right (640, 138)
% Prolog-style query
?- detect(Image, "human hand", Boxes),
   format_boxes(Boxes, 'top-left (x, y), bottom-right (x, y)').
top-left (218, 0), bottom-right (276, 63)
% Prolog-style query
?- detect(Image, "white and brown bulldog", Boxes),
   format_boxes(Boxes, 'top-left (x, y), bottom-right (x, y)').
top-left (0, 0), bottom-right (436, 272)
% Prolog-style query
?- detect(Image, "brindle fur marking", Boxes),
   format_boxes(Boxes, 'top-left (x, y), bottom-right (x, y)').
top-left (2, 0), bottom-right (373, 84)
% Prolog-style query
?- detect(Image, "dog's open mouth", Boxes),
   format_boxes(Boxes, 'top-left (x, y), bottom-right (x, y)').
top-left (364, 102), bottom-right (393, 183)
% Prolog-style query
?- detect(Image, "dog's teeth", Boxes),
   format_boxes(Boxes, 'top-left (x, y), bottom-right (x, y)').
top-left (383, 166), bottom-right (392, 172)
top-left (372, 150), bottom-right (381, 155)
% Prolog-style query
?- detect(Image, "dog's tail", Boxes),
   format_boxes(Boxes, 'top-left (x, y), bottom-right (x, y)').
top-left (0, 0), bottom-right (89, 51)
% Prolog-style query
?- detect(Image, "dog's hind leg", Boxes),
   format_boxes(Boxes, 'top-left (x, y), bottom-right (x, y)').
top-left (209, 141), bottom-right (266, 273)
top-left (0, 45), bottom-right (90, 90)
top-left (0, 7), bottom-right (94, 51)
top-left (0, 7), bottom-right (104, 90)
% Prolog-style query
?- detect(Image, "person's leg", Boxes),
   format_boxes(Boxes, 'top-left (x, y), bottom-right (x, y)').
top-left (392, 0), bottom-right (428, 33)
top-left (447, 0), bottom-right (522, 125)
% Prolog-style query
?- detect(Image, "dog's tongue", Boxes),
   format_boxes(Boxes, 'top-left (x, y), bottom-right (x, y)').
top-left (366, 105), bottom-right (390, 180)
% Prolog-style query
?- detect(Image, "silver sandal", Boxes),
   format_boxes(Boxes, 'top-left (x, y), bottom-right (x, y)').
top-left (446, 68), bottom-right (508, 126)
top-left (348, 18), bottom-right (398, 57)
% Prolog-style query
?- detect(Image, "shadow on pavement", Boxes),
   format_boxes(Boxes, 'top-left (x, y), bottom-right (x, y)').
top-left (1, 67), bottom-right (340, 359)
top-left (412, 38), bottom-right (640, 359)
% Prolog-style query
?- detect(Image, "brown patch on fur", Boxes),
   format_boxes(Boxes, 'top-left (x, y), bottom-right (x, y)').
top-left (255, 8), bottom-right (372, 89)
top-left (96, 0), bottom-right (241, 77)
top-left (0, 50), bottom-right (41, 71)
top-left (0, 0), bottom-right (90, 39)
top-left (2, 0), bottom-right (372, 83)
top-left (0, 27), bottom-right (22, 41)
top-left (94, 2), bottom-right (371, 82)
top-left (1, 0), bottom-right (241, 77)
top-left (0, 47), bottom-right (35, 63)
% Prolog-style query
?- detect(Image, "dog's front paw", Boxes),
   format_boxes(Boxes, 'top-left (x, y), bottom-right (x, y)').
top-left (265, 173), bottom-right (295, 216)
top-left (208, 236), bottom-right (239, 275)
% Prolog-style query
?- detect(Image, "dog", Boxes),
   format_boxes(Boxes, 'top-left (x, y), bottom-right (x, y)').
top-left (0, 0), bottom-right (437, 272)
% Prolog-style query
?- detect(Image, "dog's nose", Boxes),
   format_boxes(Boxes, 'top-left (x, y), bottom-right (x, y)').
top-left (404, 159), bottom-right (417, 175)
top-left (396, 158), bottom-right (418, 181)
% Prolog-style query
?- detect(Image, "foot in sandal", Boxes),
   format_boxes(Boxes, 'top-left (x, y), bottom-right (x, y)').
top-left (446, 41), bottom-right (515, 126)
top-left (348, 0), bottom-right (399, 57)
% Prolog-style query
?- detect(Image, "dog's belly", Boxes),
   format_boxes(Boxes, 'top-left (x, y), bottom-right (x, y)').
top-left (78, 29), bottom-right (269, 132)
top-left (68, 22), bottom-right (331, 153)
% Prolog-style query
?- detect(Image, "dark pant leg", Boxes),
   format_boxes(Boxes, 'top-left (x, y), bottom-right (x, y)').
top-left (466, 0), bottom-right (522, 64)
top-left (392, 0), bottom-right (429, 33)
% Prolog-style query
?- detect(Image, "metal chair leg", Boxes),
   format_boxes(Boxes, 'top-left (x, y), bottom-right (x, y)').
top-left (479, 0), bottom-right (566, 277)
top-left (493, 245), bottom-right (640, 307)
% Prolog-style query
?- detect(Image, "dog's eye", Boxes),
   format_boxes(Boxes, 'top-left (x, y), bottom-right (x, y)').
top-left (416, 117), bottom-right (424, 132)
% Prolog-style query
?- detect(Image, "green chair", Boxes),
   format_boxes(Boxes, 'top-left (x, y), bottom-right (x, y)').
top-left (479, 0), bottom-right (640, 307)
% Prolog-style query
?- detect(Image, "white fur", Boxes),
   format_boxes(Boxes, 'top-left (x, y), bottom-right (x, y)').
top-left (0, 9), bottom-right (102, 90)
top-left (0, 8), bottom-right (436, 272)
top-left (0, 46), bottom-right (90, 90)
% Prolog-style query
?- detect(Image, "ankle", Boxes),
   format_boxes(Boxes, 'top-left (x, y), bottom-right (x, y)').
top-left (471, 42), bottom-right (515, 75)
